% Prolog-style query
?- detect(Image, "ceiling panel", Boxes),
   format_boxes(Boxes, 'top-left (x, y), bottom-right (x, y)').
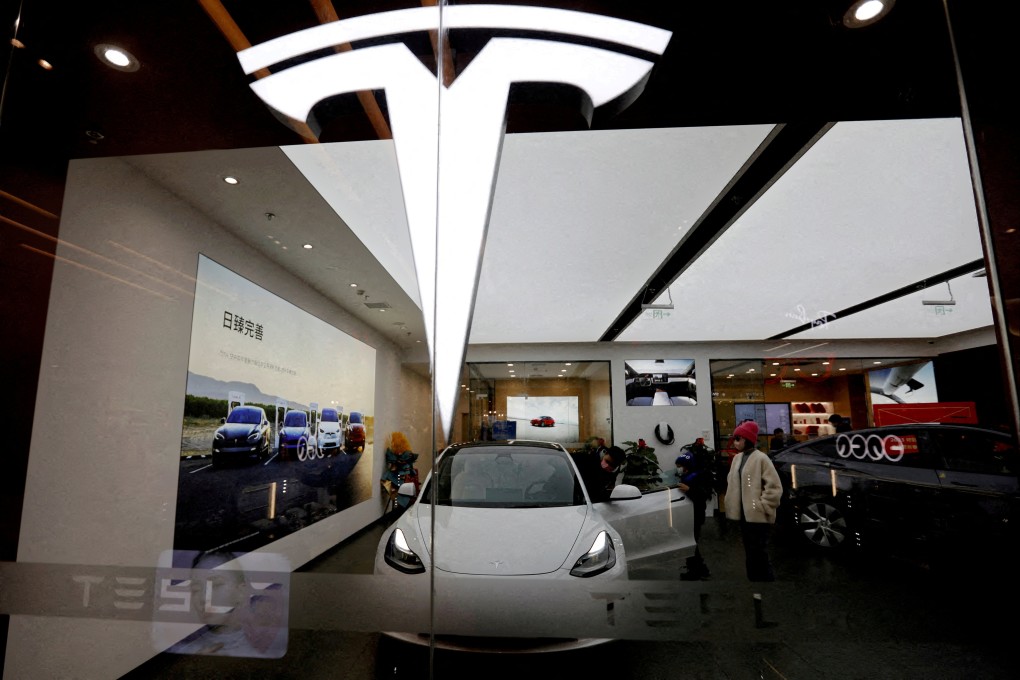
top-left (787, 272), bottom-right (993, 340)
top-left (618, 118), bottom-right (988, 342)
top-left (468, 125), bottom-right (773, 343)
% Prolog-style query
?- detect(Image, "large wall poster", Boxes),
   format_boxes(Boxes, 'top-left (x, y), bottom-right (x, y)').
top-left (506, 396), bottom-right (579, 443)
top-left (868, 361), bottom-right (938, 404)
top-left (174, 255), bottom-right (376, 562)
top-left (625, 359), bottom-right (697, 406)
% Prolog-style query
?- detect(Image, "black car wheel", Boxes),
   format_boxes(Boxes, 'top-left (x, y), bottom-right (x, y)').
top-left (797, 501), bottom-right (852, 549)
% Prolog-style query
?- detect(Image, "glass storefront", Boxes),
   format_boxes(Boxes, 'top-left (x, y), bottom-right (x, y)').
top-left (3, 1), bottom-right (1018, 678)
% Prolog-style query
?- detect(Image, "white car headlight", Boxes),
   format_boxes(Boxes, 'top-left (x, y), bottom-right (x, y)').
top-left (384, 528), bottom-right (425, 574)
top-left (570, 531), bottom-right (616, 577)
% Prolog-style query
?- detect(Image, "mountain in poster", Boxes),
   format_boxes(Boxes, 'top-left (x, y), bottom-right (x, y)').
top-left (185, 371), bottom-right (303, 409)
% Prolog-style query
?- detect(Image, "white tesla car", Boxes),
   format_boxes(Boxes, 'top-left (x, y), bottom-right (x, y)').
top-left (373, 440), bottom-right (695, 651)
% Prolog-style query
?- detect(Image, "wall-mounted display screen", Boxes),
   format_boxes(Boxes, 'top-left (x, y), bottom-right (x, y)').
top-left (734, 402), bottom-right (792, 439)
top-left (625, 359), bottom-right (697, 405)
top-left (505, 396), bottom-right (579, 443)
top-left (173, 255), bottom-right (376, 561)
top-left (868, 360), bottom-right (938, 404)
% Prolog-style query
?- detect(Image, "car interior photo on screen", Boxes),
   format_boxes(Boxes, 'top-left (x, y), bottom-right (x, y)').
top-left (4, 1), bottom-right (1020, 679)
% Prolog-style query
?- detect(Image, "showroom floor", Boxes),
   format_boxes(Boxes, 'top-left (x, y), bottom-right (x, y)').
top-left (125, 503), bottom-right (1016, 680)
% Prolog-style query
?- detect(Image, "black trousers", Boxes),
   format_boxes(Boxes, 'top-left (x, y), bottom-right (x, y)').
top-left (686, 498), bottom-right (708, 569)
top-left (739, 519), bottom-right (775, 581)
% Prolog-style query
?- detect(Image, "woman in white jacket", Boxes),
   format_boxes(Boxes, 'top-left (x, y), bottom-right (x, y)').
top-left (724, 420), bottom-right (783, 581)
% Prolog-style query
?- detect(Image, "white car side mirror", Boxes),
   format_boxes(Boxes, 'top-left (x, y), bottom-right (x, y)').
top-left (609, 484), bottom-right (641, 500)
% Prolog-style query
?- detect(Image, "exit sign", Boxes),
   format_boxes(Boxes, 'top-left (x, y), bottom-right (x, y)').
top-left (780, 380), bottom-right (796, 388)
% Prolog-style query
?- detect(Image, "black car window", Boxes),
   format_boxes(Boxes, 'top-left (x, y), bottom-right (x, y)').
top-left (283, 411), bottom-right (307, 427)
top-left (226, 407), bottom-right (261, 425)
top-left (785, 437), bottom-right (841, 459)
top-left (832, 430), bottom-right (932, 469)
top-left (930, 429), bottom-right (1018, 476)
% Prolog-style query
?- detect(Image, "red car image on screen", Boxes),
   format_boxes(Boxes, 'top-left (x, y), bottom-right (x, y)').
top-left (346, 411), bottom-right (366, 453)
top-left (530, 416), bottom-right (555, 427)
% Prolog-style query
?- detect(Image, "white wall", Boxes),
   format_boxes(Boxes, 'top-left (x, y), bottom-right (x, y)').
top-left (5, 157), bottom-right (417, 679)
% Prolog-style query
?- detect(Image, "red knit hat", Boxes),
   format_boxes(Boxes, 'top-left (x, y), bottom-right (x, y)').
top-left (733, 420), bottom-right (759, 444)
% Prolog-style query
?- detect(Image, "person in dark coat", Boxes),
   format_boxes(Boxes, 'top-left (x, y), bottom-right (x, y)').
top-left (676, 445), bottom-right (714, 580)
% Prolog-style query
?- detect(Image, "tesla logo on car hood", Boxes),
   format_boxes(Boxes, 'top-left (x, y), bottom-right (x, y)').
top-left (238, 5), bottom-right (670, 441)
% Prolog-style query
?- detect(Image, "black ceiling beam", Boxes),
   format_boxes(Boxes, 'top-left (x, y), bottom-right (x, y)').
top-left (598, 121), bottom-right (834, 342)
top-left (768, 259), bottom-right (986, 339)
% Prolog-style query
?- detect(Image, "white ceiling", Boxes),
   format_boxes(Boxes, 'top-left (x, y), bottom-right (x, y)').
top-left (124, 117), bottom-right (993, 353)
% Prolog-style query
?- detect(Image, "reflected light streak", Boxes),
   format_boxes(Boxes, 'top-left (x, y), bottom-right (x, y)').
top-left (20, 244), bottom-right (176, 301)
top-left (1, 214), bottom-right (195, 297)
top-left (0, 189), bottom-right (59, 219)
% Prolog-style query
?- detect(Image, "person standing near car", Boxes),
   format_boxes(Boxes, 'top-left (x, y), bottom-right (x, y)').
top-left (676, 445), bottom-right (714, 581)
top-left (724, 421), bottom-right (783, 582)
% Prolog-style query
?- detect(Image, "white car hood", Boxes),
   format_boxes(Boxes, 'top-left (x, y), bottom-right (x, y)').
top-left (416, 505), bottom-right (588, 575)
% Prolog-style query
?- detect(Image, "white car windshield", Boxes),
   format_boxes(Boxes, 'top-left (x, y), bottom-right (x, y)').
top-left (422, 447), bottom-right (584, 508)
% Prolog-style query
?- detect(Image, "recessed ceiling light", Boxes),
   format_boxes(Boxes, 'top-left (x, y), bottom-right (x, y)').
top-left (378, 308), bottom-right (386, 312)
top-left (565, 363), bottom-right (572, 366)
top-left (94, 44), bottom-right (140, 71)
top-left (223, 176), bottom-right (239, 185)
top-left (281, 246), bottom-right (288, 250)
top-left (770, 373), bottom-right (777, 377)
top-left (794, 368), bottom-right (801, 372)
top-left (839, 367), bottom-right (847, 371)
top-left (811, 373), bottom-right (818, 376)
top-left (873, 361), bottom-right (882, 365)
top-left (38, 59), bottom-right (52, 70)
top-left (822, 361), bottom-right (830, 365)
top-left (350, 283), bottom-right (358, 287)
top-left (843, 0), bottom-right (894, 28)
top-left (772, 362), bottom-right (779, 366)
top-left (303, 244), bottom-right (313, 249)
top-left (507, 363), bottom-right (514, 367)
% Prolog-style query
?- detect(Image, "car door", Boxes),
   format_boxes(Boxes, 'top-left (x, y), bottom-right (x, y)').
top-left (832, 428), bottom-right (942, 549)
top-left (594, 484), bottom-right (695, 567)
top-left (929, 427), bottom-right (1020, 550)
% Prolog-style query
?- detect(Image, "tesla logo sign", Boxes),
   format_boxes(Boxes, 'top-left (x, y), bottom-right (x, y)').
top-left (238, 5), bottom-right (671, 440)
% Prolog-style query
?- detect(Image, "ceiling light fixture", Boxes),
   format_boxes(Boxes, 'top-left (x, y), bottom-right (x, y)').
top-left (38, 59), bottom-right (52, 70)
top-left (843, 0), bottom-right (894, 28)
top-left (640, 285), bottom-right (674, 310)
top-left (223, 176), bottom-right (239, 185)
top-left (350, 283), bottom-right (358, 287)
top-left (303, 244), bottom-right (313, 249)
top-left (839, 368), bottom-right (847, 371)
top-left (921, 281), bottom-right (956, 306)
top-left (94, 44), bottom-right (140, 71)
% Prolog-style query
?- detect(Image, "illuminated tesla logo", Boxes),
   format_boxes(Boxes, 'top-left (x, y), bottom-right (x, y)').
top-left (239, 5), bottom-right (671, 440)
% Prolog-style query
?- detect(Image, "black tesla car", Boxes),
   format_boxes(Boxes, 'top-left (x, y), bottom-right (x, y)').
top-left (772, 424), bottom-right (1018, 562)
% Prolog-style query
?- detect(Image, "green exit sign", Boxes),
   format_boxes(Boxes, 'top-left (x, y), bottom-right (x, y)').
top-left (780, 380), bottom-right (796, 388)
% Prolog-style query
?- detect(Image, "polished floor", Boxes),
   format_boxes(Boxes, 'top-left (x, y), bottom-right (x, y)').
top-left (125, 502), bottom-right (1017, 679)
